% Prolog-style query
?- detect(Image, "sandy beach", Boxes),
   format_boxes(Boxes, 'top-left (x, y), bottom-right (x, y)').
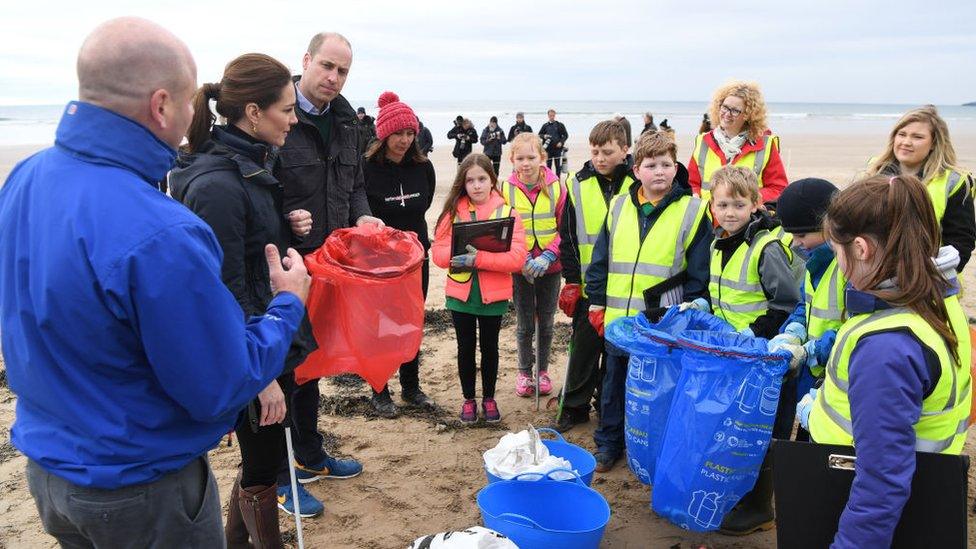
top-left (3, 130), bottom-right (976, 548)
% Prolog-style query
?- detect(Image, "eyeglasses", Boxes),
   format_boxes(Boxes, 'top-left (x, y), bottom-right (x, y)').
top-left (720, 104), bottom-right (744, 118)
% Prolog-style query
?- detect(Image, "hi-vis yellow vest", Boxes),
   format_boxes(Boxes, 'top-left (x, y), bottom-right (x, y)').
top-left (804, 259), bottom-right (846, 377)
top-left (709, 230), bottom-right (784, 330)
top-left (604, 194), bottom-right (709, 325)
top-left (928, 168), bottom-right (972, 223)
top-left (694, 132), bottom-right (778, 201)
top-left (501, 180), bottom-right (563, 252)
top-left (809, 298), bottom-right (971, 454)
top-left (566, 172), bottom-right (634, 292)
top-left (447, 204), bottom-right (510, 285)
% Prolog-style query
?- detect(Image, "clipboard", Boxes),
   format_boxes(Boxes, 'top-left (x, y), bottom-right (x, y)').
top-left (449, 217), bottom-right (514, 273)
top-left (772, 440), bottom-right (969, 548)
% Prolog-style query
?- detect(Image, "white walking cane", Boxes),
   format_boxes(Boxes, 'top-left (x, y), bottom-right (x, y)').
top-left (284, 426), bottom-right (305, 549)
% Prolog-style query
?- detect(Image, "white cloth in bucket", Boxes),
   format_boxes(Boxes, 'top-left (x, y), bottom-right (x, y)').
top-left (483, 425), bottom-right (576, 480)
top-left (407, 526), bottom-right (518, 548)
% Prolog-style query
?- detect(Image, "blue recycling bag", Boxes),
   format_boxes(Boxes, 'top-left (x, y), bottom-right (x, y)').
top-left (604, 308), bottom-right (734, 485)
top-left (650, 330), bottom-right (789, 532)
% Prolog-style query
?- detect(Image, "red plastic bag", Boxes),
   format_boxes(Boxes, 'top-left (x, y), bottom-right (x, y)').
top-left (295, 224), bottom-right (425, 391)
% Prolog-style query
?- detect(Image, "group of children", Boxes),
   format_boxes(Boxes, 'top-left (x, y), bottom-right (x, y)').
top-left (430, 112), bottom-right (973, 544)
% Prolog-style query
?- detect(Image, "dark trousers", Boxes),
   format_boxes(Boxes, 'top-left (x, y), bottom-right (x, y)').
top-left (235, 408), bottom-right (286, 488)
top-left (27, 457), bottom-right (222, 549)
top-left (375, 259), bottom-right (430, 396)
top-left (593, 342), bottom-right (628, 456)
top-left (284, 378), bottom-right (327, 471)
top-left (546, 150), bottom-right (564, 174)
top-left (562, 297), bottom-right (606, 415)
top-left (488, 154), bottom-right (501, 177)
top-left (451, 310), bottom-right (503, 399)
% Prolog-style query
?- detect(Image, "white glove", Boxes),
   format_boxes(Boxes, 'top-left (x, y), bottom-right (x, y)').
top-left (797, 388), bottom-right (818, 429)
top-left (768, 333), bottom-right (802, 353)
top-left (678, 297), bottom-right (710, 313)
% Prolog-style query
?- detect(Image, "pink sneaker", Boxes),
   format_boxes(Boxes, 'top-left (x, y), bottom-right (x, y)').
top-left (515, 371), bottom-right (535, 397)
top-left (482, 398), bottom-right (501, 423)
top-left (460, 399), bottom-right (477, 424)
top-left (538, 372), bottom-right (553, 396)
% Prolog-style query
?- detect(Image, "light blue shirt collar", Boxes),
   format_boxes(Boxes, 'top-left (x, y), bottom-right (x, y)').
top-left (295, 82), bottom-right (330, 116)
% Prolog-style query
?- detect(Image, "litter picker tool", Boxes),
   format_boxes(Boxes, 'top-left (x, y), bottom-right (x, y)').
top-left (284, 426), bottom-right (305, 549)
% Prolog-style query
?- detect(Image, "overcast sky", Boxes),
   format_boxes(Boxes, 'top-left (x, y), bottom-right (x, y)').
top-left (1, 0), bottom-right (974, 106)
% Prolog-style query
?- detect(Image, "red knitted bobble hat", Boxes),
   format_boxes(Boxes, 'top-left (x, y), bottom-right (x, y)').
top-left (374, 91), bottom-right (419, 141)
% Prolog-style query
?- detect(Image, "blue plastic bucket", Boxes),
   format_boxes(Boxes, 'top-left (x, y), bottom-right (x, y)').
top-left (477, 469), bottom-right (611, 549)
top-left (484, 428), bottom-right (597, 486)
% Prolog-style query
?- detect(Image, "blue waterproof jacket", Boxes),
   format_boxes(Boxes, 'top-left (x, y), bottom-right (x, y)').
top-left (0, 102), bottom-right (304, 489)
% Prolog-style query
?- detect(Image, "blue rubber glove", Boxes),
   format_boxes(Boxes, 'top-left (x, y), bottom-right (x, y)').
top-left (450, 244), bottom-right (478, 269)
top-left (679, 297), bottom-right (710, 313)
top-left (803, 330), bottom-right (837, 371)
top-left (796, 388), bottom-right (818, 429)
top-left (782, 321), bottom-right (807, 342)
top-left (739, 327), bottom-right (755, 338)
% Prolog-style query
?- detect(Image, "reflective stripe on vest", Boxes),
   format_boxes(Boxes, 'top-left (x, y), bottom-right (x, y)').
top-left (695, 132), bottom-right (776, 201)
top-left (927, 169), bottom-right (971, 224)
top-left (808, 299), bottom-right (972, 454)
top-left (502, 180), bottom-right (563, 252)
top-left (708, 230), bottom-right (782, 330)
top-left (567, 172), bottom-right (633, 291)
top-left (804, 260), bottom-right (846, 377)
top-left (448, 204), bottom-right (510, 284)
top-left (604, 194), bottom-right (707, 324)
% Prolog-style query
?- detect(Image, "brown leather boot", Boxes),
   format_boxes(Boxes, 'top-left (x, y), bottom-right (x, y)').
top-left (239, 484), bottom-right (285, 549)
top-left (225, 472), bottom-right (253, 548)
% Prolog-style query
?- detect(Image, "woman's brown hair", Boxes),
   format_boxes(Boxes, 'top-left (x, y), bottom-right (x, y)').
top-left (364, 135), bottom-right (427, 164)
top-left (823, 174), bottom-right (959, 363)
top-left (436, 153), bottom-right (500, 226)
top-left (185, 53), bottom-right (292, 153)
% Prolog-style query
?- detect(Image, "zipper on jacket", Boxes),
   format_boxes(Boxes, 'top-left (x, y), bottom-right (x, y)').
top-left (626, 214), bottom-right (651, 315)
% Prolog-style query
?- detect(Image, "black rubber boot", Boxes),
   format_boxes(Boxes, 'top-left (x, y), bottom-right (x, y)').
top-left (719, 464), bottom-right (775, 536)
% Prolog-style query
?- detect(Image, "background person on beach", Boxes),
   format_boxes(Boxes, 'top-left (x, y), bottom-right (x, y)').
top-left (612, 113), bottom-right (633, 145)
top-left (641, 112), bottom-right (656, 138)
top-left (0, 18), bottom-right (310, 548)
top-left (866, 105), bottom-right (975, 270)
top-left (508, 111), bottom-right (533, 142)
top-left (688, 80), bottom-right (788, 206)
top-left (501, 133), bottom-right (566, 398)
top-left (363, 91), bottom-right (437, 418)
top-left (449, 117), bottom-right (479, 164)
top-left (170, 53), bottom-right (323, 541)
top-left (273, 31), bottom-right (379, 515)
top-left (555, 120), bottom-right (635, 433)
top-left (417, 119), bottom-right (434, 154)
top-left (431, 154), bottom-right (527, 424)
top-left (356, 105), bottom-right (377, 147)
top-left (804, 175), bottom-right (970, 548)
top-left (539, 108), bottom-right (569, 174)
top-left (480, 115), bottom-right (507, 175)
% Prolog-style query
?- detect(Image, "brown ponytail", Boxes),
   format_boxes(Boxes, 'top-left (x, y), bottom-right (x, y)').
top-left (824, 174), bottom-right (959, 363)
top-left (184, 53), bottom-right (292, 153)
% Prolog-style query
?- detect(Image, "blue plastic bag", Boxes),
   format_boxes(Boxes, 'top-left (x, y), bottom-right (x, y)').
top-left (651, 330), bottom-right (789, 532)
top-left (604, 308), bottom-right (734, 485)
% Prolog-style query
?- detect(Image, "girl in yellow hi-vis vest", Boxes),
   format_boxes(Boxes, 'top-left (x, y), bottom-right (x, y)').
top-left (501, 133), bottom-right (567, 398)
top-left (796, 175), bottom-right (971, 548)
top-left (431, 154), bottom-right (527, 424)
top-left (685, 165), bottom-right (801, 536)
top-left (866, 105), bottom-right (975, 272)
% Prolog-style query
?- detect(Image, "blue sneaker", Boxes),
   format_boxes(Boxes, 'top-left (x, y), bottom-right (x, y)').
top-left (276, 483), bottom-right (324, 518)
top-left (295, 455), bottom-right (363, 483)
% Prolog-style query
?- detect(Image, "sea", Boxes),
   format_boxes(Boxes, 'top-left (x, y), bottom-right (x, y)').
top-left (2, 100), bottom-right (976, 148)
